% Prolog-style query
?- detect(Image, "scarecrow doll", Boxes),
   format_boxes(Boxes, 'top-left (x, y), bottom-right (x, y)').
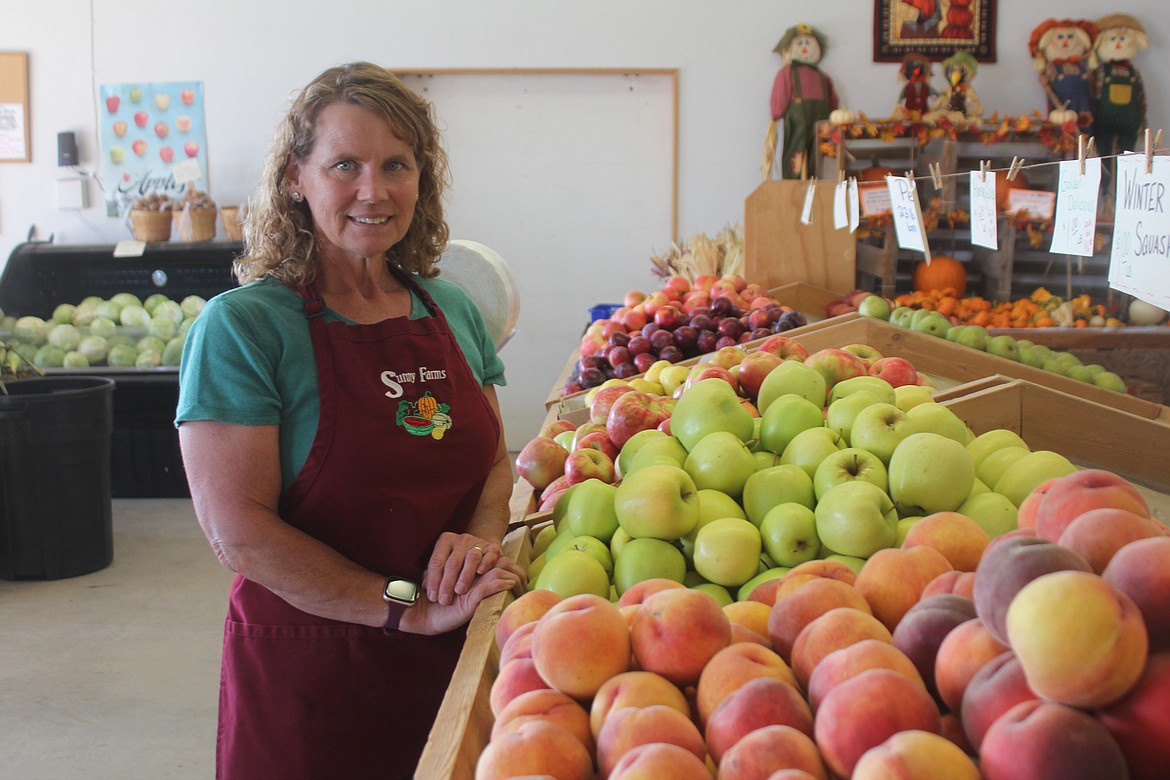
top-left (1029, 18), bottom-right (1098, 131)
top-left (896, 53), bottom-right (937, 118)
top-left (1093, 13), bottom-right (1148, 160)
top-left (930, 50), bottom-right (983, 124)
top-left (767, 23), bottom-right (839, 179)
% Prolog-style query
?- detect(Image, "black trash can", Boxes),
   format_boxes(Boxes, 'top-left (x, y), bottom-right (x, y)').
top-left (0, 376), bottom-right (115, 579)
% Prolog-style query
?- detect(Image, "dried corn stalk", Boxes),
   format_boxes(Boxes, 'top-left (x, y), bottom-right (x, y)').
top-left (649, 225), bottom-right (744, 281)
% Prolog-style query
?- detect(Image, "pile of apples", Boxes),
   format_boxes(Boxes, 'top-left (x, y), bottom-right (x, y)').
top-left (854, 296), bottom-right (1131, 394)
top-left (563, 274), bottom-right (807, 395)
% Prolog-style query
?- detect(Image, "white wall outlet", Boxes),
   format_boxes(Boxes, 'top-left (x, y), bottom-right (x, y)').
top-left (56, 177), bottom-right (87, 210)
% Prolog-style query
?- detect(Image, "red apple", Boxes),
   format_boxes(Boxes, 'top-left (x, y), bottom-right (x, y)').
top-left (757, 335), bottom-right (810, 361)
top-left (184, 141), bottom-right (200, 157)
top-left (622, 307), bottom-right (649, 331)
top-left (690, 365), bottom-right (738, 393)
top-left (515, 436), bottom-right (570, 492)
top-left (804, 348), bottom-right (868, 390)
top-left (606, 391), bottom-right (669, 448)
top-left (132, 139), bottom-right (147, 156)
top-left (154, 121), bottom-right (169, 138)
top-left (641, 291), bottom-right (670, 316)
top-left (590, 384), bottom-right (637, 425)
top-left (134, 110), bottom-right (149, 127)
top-left (737, 350), bottom-right (783, 399)
top-left (868, 356), bottom-right (919, 388)
top-left (564, 447), bottom-right (616, 485)
top-left (625, 290), bottom-right (648, 308)
top-left (105, 95), bottom-right (120, 113)
top-left (540, 419), bottom-right (576, 439)
top-left (159, 146), bottom-right (174, 163)
top-left (180, 87), bottom-right (196, 105)
top-left (575, 430), bottom-right (620, 462)
top-left (665, 275), bottom-right (691, 294)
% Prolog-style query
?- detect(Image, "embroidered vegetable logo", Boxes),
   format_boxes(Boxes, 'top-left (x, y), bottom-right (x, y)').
top-left (396, 391), bottom-right (452, 439)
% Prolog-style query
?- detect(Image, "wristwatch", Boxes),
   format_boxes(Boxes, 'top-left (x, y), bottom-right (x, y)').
top-left (382, 576), bottom-right (420, 632)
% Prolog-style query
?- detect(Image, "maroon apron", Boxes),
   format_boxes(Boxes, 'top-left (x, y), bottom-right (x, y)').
top-left (216, 266), bottom-right (501, 779)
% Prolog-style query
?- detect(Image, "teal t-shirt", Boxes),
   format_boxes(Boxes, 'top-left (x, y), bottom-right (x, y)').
top-left (175, 274), bottom-right (506, 491)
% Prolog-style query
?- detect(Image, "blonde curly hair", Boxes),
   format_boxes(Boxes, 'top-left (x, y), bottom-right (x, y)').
top-left (234, 62), bottom-right (451, 286)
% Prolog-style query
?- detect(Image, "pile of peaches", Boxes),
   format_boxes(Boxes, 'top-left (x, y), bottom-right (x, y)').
top-left (478, 468), bottom-right (1168, 780)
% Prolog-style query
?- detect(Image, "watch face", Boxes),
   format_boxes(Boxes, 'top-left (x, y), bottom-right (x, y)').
top-left (384, 578), bottom-right (419, 605)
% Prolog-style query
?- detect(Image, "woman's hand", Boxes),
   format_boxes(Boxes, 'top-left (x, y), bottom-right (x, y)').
top-left (402, 563), bottom-right (523, 635)
top-left (425, 531), bottom-right (527, 606)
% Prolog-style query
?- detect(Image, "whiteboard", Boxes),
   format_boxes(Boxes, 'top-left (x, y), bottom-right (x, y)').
top-left (399, 69), bottom-right (677, 448)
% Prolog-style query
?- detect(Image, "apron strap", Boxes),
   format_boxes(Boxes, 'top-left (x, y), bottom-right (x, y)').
top-left (295, 261), bottom-right (442, 320)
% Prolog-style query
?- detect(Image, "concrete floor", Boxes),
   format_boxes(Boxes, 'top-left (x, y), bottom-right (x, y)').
top-left (0, 499), bottom-right (232, 779)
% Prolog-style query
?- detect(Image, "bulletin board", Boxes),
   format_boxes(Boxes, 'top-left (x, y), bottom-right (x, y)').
top-left (0, 52), bottom-right (30, 162)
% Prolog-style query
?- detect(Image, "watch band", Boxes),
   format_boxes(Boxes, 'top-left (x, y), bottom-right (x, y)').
top-left (384, 599), bottom-right (410, 632)
top-left (382, 576), bottom-right (419, 633)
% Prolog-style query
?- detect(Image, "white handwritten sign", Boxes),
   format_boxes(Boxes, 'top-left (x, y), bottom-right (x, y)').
top-left (834, 179), bottom-right (849, 230)
top-left (1109, 153), bottom-right (1170, 310)
top-left (1050, 158), bottom-right (1101, 256)
top-left (848, 178), bottom-right (860, 233)
top-left (887, 175), bottom-right (929, 256)
top-left (800, 183), bottom-right (815, 225)
top-left (969, 170), bottom-right (998, 250)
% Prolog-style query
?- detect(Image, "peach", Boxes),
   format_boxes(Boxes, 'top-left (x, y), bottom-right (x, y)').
top-left (595, 704), bottom-right (707, 778)
top-left (959, 651), bottom-right (1036, 749)
top-left (790, 606), bottom-right (893, 690)
top-left (786, 558), bottom-right (858, 585)
top-left (1014, 476), bottom-right (1055, 531)
top-left (854, 545), bottom-right (953, 631)
top-left (492, 688), bottom-right (594, 755)
top-left (498, 619), bottom-right (537, 667)
top-left (631, 587), bottom-right (731, 687)
top-left (496, 588), bottom-right (562, 650)
top-left (979, 699), bottom-right (1128, 780)
top-left (939, 711), bottom-right (975, 756)
top-left (934, 617), bottom-right (1009, 713)
top-left (717, 724), bottom-right (829, 780)
top-left (767, 577), bottom-right (871, 663)
top-left (920, 569), bottom-right (975, 600)
top-left (901, 511), bottom-right (990, 572)
top-left (890, 593), bottom-right (977, 704)
top-left (532, 593), bottom-right (631, 701)
top-left (1103, 536), bottom-right (1170, 652)
top-left (763, 772), bottom-right (822, 780)
top-left (616, 576), bottom-right (686, 607)
top-left (730, 622), bottom-right (772, 648)
top-left (474, 718), bottom-right (594, 780)
top-left (852, 729), bottom-right (981, 780)
top-left (1031, 468), bottom-right (1150, 543)
top-left (1007, 570), bottom-right (1148, 708)
top-left (608, 742), bottom-right (712, 780)
top-left (705, 676), bottom-right (815, 764)
top-left (490, 657), bottom-right (552, 716)
top-left (748, 560), bottom-right (856, 607)
top-left (971, 533), bottom-right (1092, 644)
top-left (695, 641), bottom-right (798, 727)
top-left (1058, 507), bottom-right (1169, 574)
top-left (1095, 652), bottom-right (1170, 780)
top-left (724, 599), bottom-right (773, 640)
top-left (814, 668), bottom-right (942, 779)
top-left (805, 639), bottom-right (924, 713)
top-left (589, 670), bottom-right (690, 742)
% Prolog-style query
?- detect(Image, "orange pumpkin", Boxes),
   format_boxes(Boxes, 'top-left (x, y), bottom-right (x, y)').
top-left (417, 392), bottom-right (438, 419)
top-left (994, 170), bottom-right (1030, 211)
top-left (913, 256), bottom-right (968, 297)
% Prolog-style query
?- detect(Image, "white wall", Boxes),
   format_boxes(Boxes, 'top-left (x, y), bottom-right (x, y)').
top-left (2, 0), bottom-right (1167, 445)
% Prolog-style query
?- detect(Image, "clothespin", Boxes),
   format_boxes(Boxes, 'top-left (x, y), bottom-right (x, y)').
top-left (1007, 156), bottom-right (1026, 182)
top-left (1145, 128), bottom-right (1153, 175)
top-left (979, 160), bottom-right (991, 183)
top-left (1077, 135), bottom-right (1095, 176)
top-left (837, 166), bottom-right (846, 184)
top-left (928, 162), bottom-right (944, 190)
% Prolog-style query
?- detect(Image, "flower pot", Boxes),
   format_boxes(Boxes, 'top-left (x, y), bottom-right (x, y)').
top-left (0, 376), bottom-right (115, 579)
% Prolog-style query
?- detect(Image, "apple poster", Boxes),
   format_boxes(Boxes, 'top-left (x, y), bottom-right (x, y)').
top-left (98, 81), bottom-right (207, 217)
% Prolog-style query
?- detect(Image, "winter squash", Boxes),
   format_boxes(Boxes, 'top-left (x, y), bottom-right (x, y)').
top-left (913, 256), bottom-right (968, 296)
top-left (859, 162), bottom-right (896, 183)
top-left (829, 108), bottom-right (856, 126)
top-left (995, 170), bottom-right (1030, 211)
top-left (1048, 108), bottom-right (1078, 126)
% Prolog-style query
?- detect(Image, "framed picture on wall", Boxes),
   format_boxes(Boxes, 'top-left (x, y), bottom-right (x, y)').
top-left (873, 0), bottom-right (996, 63)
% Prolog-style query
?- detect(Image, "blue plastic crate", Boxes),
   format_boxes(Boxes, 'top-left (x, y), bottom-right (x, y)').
top-left (589, 303), bottom-right (623, 322)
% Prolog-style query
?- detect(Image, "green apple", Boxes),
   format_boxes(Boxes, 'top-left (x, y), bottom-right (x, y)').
top-left (1093, 370), bottom-right (1127, 393)
top-left (760, 502), bottom-right (820, 567)
top-left (1054, 351), bottom-right (1081, 371)
top-left (1041, 356), bottom-right (1069, 375)
top-left (560, 478), bottom-right (620, 543)
top-left (759, 393), bottom-right (826, 456)
top-left (909, 308), bottom-right (937, 329)
top-left (912, 311), bottom-right (952, 338)
top-left (857, 295), bottom-right (892, 320)
top-left (906, 402), bottom-right (970, 444)
top-left (684, 430), bottom-right (758, 500)
top-left (1081, 364), bottom-right (1106, 380)
top-left (779, 427), bottom-right (846, 481)
top-left (953, 324), bottom-right (990, 351)
top-left (691, 582), bottom-right (734, 607)
top-left (813, 447), bottom-right (889, 500)
top-left (753, 451), bottom-right (781, 470)
top-left (625, 434), bottom-right (689, 473)
top-left (609, 527), bottom-right (632, 560)
top-left (531, 524), bottom-right (558, 558)
top-left (612, 537), bottom-right (687, 596)
top-left (553, 429), bottom-right (576, 451)
top-left (550, 482), bottom-right (580, 530)
top-left (737, 567), bottom-right (791, 602)
top-left (823, 554), bottom-right (866, 575)
top-left (890, 306), bottom-right (915, 328)
top-left (533, 548), bottom-right (611, 598)
top-left (617, 428), bottom-right (668, 475)
top-left (614, 463), bottom-right (701, 540)
top-left (742, 464), bottom-right (816, 526)
top-left (986, 335), bottom-right (1020, 361)
top-left (975, 445), bottom-right (1032, 489)
top-left (841, 343), bottom-right (885, 365)
top-left (693, 517), bottom-right (763, 588)
top-left (888, 432), bottom-right (975, 516)
top-left (658, 364), bottom-right (691, 396)
top-left (826, 391), bottom-right (884, 444)
top-left (849, 402), bottom-right (915, 464)
top-left (814, 480), bottom-right (899, 558)
top-left (563, 535), bottom-right (614, 578)
top-left (671, 378), bottom-right (755, 450)
top-left (545, 527), bottom-right (583, 560)
top-left (696, 488), bottom-right (747, 524)
top-left (895, 516), bottom-right (922, 546)
top-left (526, 551), bottom-right (548, 584)
top-left (957, 491), bottom-right (1018, 538)
top-left (993, 450), bottom-right (1076, 507)
top-left (966, 429), bottom-right (1030, 472)
top-left (828, 375), bottom-right (896, 406)
top-left (757, 359), bottom-right (828, 413)
top-left (1017, 344), bottom-right (1045, 368)
top-left (966, 477), bottom-right (991, 499)
top-left (894, 385), bottom-right (935, 412)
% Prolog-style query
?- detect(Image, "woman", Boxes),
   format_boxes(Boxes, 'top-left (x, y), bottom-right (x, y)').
top-left (176, 62), bottom-right (524, 779)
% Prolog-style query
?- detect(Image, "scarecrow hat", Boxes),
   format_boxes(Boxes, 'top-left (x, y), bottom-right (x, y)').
top-left (942, 50), bottom-right (979, 79)
top-left (1095, 13), bottom-right (1148, 51)
top-left (774, 23), bottom-right (827, 57)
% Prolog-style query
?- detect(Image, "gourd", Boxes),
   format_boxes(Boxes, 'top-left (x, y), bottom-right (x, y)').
top-left (913, 256), bottom-right (968, 296)
top-left (1048, 108), bottom-right (1078, 126)
top-left (1128, 299), bottom-right (1167, 326)
top-left (829, 108), bottom-right (856, 126)
top-left (417, 393), bottom-right (438, 419)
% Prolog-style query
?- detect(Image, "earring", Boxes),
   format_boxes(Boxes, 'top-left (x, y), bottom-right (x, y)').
top-left (291, 192), bottom-right (303, 202)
